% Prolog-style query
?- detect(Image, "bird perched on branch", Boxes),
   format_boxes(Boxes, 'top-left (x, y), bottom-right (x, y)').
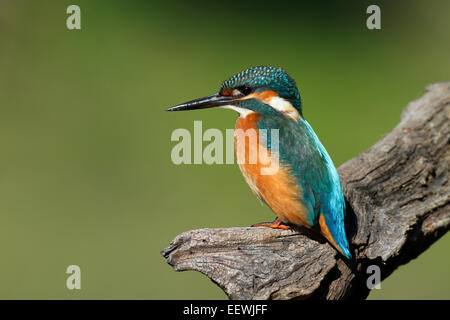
top-left (167, 66), bottom-right (351, 258)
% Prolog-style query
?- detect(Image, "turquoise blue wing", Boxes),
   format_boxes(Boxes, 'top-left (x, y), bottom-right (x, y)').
top-left (258, 116), bottom-right (351, 258)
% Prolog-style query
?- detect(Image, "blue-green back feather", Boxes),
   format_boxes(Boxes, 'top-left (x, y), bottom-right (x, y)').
top-left (257, 114), bottom-right (351, 258)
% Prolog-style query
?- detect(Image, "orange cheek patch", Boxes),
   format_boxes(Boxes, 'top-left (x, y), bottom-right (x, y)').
top-left (240, 90), bottom-right (278, 104)
top-left (220, 89), bottom-right (233, 96)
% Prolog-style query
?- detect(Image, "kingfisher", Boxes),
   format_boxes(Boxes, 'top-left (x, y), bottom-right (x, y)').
top-left (166, 66), bottom-right (352, 259)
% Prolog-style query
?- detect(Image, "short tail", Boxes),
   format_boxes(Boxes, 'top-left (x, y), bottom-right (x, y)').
top-left (319, 214), bottom-right (352, 259)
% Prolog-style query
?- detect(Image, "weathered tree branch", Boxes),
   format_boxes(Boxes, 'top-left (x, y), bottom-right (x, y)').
top-left (161, 82), bottom-right (450, 300)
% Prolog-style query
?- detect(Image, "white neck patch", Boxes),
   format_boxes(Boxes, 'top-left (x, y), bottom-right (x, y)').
top-left (268, 96), bottom-right (301, 120)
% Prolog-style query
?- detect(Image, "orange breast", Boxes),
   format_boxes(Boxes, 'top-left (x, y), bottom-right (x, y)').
top-left (234, 114), bottom-right (310, 227)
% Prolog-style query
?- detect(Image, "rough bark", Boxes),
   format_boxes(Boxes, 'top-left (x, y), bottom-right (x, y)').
top-left (161, 82), bottom-right (450, 300)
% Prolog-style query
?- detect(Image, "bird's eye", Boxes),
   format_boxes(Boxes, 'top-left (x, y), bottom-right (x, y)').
top-left (234, 86), bottom-right (252, 96)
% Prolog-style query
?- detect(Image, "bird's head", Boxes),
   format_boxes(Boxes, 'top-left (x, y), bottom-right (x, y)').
top-left (166, 66), bottom-right (303, 120)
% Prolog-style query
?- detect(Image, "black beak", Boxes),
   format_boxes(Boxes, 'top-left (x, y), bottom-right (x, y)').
top-left (166, 93), bottom-right (235, 112)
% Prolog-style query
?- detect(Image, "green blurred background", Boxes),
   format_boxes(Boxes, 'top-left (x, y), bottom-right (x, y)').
top-left (0, 0), bottom-right (448, 299)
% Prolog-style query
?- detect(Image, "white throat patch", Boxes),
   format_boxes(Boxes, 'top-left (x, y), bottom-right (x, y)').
top-left (220, 105), bottom-right (255, 118)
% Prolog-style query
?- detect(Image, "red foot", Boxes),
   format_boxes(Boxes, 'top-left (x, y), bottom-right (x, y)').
top-left (252, 219), bottom-right (290, 230)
